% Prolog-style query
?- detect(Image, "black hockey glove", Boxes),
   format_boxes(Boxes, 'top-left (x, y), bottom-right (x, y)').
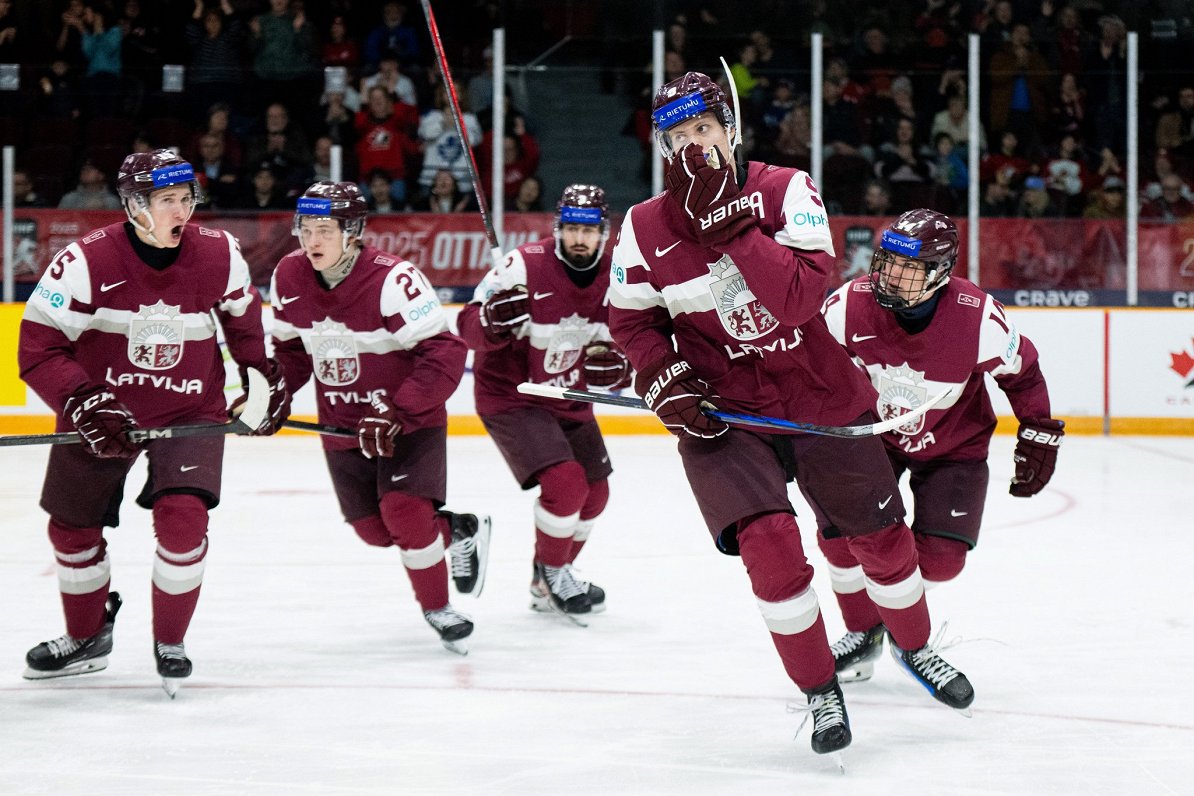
top-left (1010, 417), bottom-right (1064, 497)
top-left (582, 342), bottom-right (633, 390)
top-left (478, 286), bottom-right (530, 343)
top-left (664, 143), bottom-right (757, 249)
top-left (358, 394), bottom-right (402, 459)
top-left (636, 355), bottom-right (727, 439)
top-left (64, 384), bottom-right (140, 459)
top-left (230, 359), bottom-right (292, 435)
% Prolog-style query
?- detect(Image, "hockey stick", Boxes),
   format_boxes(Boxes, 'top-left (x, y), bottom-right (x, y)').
top-left (516, 382), bottom-right (952, 438)
top-left (0, 368), bottom-right (270, 448)
top-left (282, 419), bottom-right (355, 438)
top-left (419, 0), bottom-right (504, 271)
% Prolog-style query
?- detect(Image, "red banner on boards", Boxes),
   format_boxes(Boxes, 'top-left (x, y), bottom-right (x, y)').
top-left (6, 210), bottom-right (1194, 294)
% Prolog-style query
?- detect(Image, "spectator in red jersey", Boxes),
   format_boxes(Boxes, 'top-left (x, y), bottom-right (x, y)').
top-left (1141, 175), bottom-right (1194, 222)
top-left (980, 129), bottom-right (1032, 185)
top-left (270, 181), bottom-right (487, 654)
top-left (354, 85), bottom-right (421, 204)
top-left (321, 14), bottom-right (359, 72)
top-left (479, 112), bottom-right (541, 204)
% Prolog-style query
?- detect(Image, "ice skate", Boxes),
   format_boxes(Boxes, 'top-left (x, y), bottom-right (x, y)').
top-left (443, 511), bottom-right (491, 597)
top-left (831, 623), bottom-right (885, 683)
top-left (24, 592), bottom-right (122, 680)
top-left (888, 633), bottom-right (975, 715)
top-left (530, 562), bottom-right (590, 626)
top-left (424, 605), bottom-right (474, 655)
top-left (155, 641), bottom-right (192, 698)
top-left (792, 678), bottom-right (851, 773)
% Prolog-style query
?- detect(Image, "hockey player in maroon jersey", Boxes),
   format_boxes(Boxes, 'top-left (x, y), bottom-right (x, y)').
top-left (271, 181), bottom-right (485, 654)
top-left (458, 184), bottom-right (631, 621)
top-left (18, 149), bottom-right (291, 696)
top-left (608, 72), bottom-right (975, 759)
top-left (819, 208), bottom-right (1063, 682)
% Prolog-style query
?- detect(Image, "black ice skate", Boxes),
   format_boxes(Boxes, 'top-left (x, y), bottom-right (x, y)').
top-left (795, 678), bottom-right (851, 773)
top-left (442, 511), bottom-right (491, 597)
top-left (24, 592), bottom-right (122, 680)
top-left (571, 571), bottom-right (606, 613)
top-left (154, 641), bottom-right (192, 698)
top-left (889, 634), bottom-right (975, 715)
top-left (424, 605), bottom-right (474, 655)
top-left (831, 623), bottom-right (886, 683)
top-left (530, 562), bottom-right (591, 626)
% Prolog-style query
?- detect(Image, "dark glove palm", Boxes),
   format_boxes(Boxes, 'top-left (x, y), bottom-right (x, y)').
top-left (664, 143), bottom-right (757, 248)
top-left (1010, 417), bottom-right (1064, 497)
top-left (358, 394), bottom-right (402, 459)
top-left (64, 384), bottom-right (139, 459)
top-left (582, 342), bottom-right (633, 390)
top-left (636, 355), bottom-right (728, 438)
top-left (479, 286), bottom-right (530, 342)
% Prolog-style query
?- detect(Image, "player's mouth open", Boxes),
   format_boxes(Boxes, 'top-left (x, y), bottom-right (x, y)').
top-left (170, 225), bottom-right (183, 241)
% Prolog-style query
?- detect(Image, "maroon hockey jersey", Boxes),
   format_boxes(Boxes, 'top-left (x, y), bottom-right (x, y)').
top-left (19, 222), bottom-right (268, 429)
top-left (458, 238), bottom-right (615, 421)
top-left (271, 246), bottom-right (466, 450)
top-left (822, 276), bottom-right (1052, 461)
top-left (609, 161), bottom-right (875, 428)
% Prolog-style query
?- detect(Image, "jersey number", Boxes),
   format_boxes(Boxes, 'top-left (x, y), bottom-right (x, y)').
top-left (46, 248), bottom-right (76, 279)
top-left (396, 270), bottom-right (424, 301)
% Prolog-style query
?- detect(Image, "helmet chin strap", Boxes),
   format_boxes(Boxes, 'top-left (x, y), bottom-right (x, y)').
top-left (126, 195), bottom-right (195, 248)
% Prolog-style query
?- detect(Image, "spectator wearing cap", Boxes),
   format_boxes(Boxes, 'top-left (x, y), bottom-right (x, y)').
top-left (1017, 175), bottom-right (1061, 218)
top-left (1083, 175), bottom-right (1126, 220)
top-left (1141, 176), bottom-right (1194, 222)
top-left (58, 160), bottom-right (121, 210)
top-left (1142, 149), bottom-right (1192, 202)
top-left (1042, 134), bottom-right (1091, 217)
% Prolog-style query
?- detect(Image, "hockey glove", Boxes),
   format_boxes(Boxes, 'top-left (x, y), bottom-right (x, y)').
top-left (636, 355), bottom-right (728, 439)
top-left (357, 394), bottom-right (402, 459)
top-left (478, 286), bottom-right (530, 343)
top-left (582, 342), bottom-right (633, 390)
top-left (63, 384), bottom-right (140, 459)
top-left (230, 359), bottom-right (292, 435)
top-left (1009, 417), bottom-right (1064, 497)
top-left (664, 142), bottom-right (757, 249)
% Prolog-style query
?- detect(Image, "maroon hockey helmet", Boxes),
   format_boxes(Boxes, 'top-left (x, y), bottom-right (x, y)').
top-left (293, 181), bottom-right (368, 240)
top-left (115, 148), bottom-right (201, 237)
top-left (651, 71), bottom-right (736, 159)
top-left (553, 183), bottom-right (610, 270)
top-left (868, 208), bottom-right (960, 309)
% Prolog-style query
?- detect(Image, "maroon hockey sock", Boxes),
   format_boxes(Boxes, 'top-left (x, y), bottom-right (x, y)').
top-left (568, 479), bottom-right (609, 563)
top-left (433, 512), bottom-right (451, 547)
top-left (833, 588), bottom-right (884, 633)
top-left (151, 495), bottom-right (210, 644)
top-left (847, 523), bottom-right (930, 649)
top-left (771, 614), bottom-right (836, 693)
top-left (380, 492), bottom-right (449, 611)
top-left (406, 560), bottom-right (450, 612)
top-left (534, 528), bottom-right (573, 568)
top-left (878, 594), bottom-right (931, 651)
top-left (48, 519), bottom-right (109, 639)
top-left (534, 462), bottom-right (588, 567)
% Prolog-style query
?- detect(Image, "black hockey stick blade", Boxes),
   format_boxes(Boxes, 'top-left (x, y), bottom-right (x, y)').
top-left (282, 419), bottom-right (356, 438)
top-left (516, 382), bottom-right (952, 438)
top-left (0, 367), bottom-right (271, 448)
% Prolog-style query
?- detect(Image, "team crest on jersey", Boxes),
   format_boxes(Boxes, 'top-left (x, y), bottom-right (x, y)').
top-left (877, 363), bottom-right (930, 437)
top-left (128, 301), bottom-right (185, 370)
top-left (544, 313), bottom-right (589, 374)
top-left (708, 255), bottom-right (778, 341)
top-left (311, 318), bottom-right (360, 386)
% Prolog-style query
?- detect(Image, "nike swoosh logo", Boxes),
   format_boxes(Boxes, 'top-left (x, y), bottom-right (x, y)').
top-left (390, 474), bottom-right (408, 482)
top-left (533, 291), bottom-right (553, 300)
top-left (851, 333), bottom-right (877, 343)
top-left (278, 295), bottom-right (300, 305)
top-left (179, 465), bottom-right (199, 472)
top-left (878, 495), bottom-right (892, 509)
top-left (950, 509), bottom-right (968, 517)
top-left (100, 281), bottom-right (126, 292)
top-left (654, 241), bottom-right (681, 257)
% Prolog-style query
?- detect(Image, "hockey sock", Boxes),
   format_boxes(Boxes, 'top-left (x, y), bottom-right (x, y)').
top-left (48, 519), bottom-right (110, 640)
top-left (533, 461), bottom-right (587, 568)
top-left (738, 513), bottom-right (836, 691)
top-left (381, 492), bottom-right (449, 612)
top-left (151, 494), bottom-right (210, 644)
top-left (569, 478), bottom-right (609, 563)
top-left (818, 533), bottom-right (883, 632)
top-left (846, 522), bottom-right (930, 650)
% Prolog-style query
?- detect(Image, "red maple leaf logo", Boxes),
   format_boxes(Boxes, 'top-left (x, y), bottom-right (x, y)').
top-left (1171, 339), bottom-right (1194, 380)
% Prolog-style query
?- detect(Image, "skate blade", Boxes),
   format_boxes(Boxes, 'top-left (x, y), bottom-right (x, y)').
top-left (830, 751), bottom-right (846, 774)
top-left (441, 639), bottom-right (470, 656)
top-left (161, 677), bottom-right (183, 699)
top-left (835, 661), bottom-right (874, 683)
top-left (587, 602), bottom-right (607, 614)
top-left (23, 656), bottom-right (108, 680)
top-left (952, 705), bottom-right (973, 718)
top-left (470, 516), bottom-right (492, 598)
top-left (529, 594), bottom-right (589, 627)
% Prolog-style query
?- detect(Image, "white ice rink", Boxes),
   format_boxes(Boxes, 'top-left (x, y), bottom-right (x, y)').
top-left (0, 432), bottom-right (1191, 795)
